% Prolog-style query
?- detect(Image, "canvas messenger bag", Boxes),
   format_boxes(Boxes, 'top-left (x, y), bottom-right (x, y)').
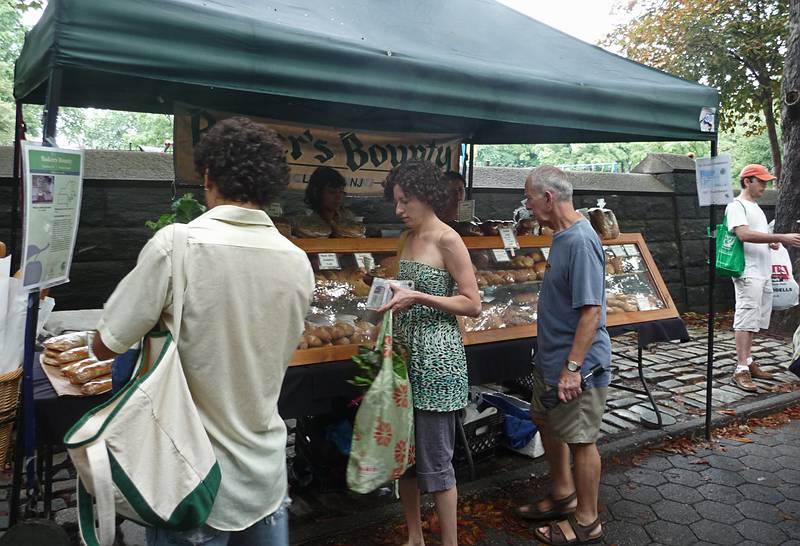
top-left (64, 224), bottom-right (220, 546)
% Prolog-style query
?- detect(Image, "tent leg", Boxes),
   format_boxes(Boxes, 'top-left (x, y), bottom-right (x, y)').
top-left (466, 143), bottom-right (474, 200)
top-left (10, 102), bottom-right (23, 272)
top-left (705, 139), bottom-right (718, 440)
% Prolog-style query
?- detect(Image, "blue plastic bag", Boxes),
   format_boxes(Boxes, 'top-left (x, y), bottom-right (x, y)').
top-left (480, 392), bottom-right (537, 449)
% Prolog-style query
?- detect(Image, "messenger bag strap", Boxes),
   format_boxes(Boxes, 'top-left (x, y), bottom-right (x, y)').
top-left (77, 441), bottom-right (116, 546)
top-left (171, 223), bottom-right (189, 344)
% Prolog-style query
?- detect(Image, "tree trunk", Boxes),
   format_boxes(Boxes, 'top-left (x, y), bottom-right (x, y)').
top-left (764, 92), bottom-right (783, 181)
top-left (772, 0), bottom-right (800, 335)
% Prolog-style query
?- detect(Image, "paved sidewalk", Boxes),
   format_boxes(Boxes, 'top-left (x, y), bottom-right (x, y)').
top-left (323, 407), bottom-right (800, 545)
top-left (1, 317), bottom-right (798, 545)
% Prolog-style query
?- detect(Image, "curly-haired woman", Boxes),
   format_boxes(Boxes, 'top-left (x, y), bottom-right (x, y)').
top-left (91, 117), bottom-right (314, 546)
top-left (379, 160), bottom-right (481, 546)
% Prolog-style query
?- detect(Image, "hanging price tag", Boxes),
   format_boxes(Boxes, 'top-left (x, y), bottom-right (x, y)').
top-left (498, 226), bottom-right (519, 250)
top-left (266, 202), bottom-right (283, 217)
top-left (457, 200), bottom-right (476, 223)
top-left (623, 244), bottom-right (638, 256)
top-left (354, 252), bottom-right (374, 270)
top-left (541, 247), bottom-right (550, 260)
top-left (318, 253), bottom-right (340, 270)
top-left (491, 249), bottom-right (510, 263)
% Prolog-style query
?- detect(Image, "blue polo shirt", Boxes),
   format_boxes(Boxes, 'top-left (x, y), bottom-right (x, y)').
top-left (535, 219), bottom-right (612, 389)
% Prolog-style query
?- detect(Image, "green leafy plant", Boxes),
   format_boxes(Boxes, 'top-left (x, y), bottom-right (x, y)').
top-left (145, 193), bottom-right (206, 232)
top-left (349, 341), bottom-right (408, 391)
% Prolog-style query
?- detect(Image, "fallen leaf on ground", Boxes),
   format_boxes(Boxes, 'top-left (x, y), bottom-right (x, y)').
top-left (690, 459), bottom-right (710, 465)
top-left (718, 409), bottom-right (737, 416)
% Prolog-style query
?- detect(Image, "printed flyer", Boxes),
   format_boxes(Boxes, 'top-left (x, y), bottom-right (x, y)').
top-left (21, 142), bottom-right (84, 291)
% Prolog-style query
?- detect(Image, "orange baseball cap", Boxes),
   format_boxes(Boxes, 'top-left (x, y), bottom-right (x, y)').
top-left (739, 164), bottom-right (775, 181)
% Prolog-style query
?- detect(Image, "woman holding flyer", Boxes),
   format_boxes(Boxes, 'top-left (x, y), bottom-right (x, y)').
top-left (379, 160), bottom-right (480, 546)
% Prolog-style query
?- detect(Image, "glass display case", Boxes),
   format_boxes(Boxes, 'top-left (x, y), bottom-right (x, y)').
top-left (459, 234), bottom-right (677, 345)
top-left (290, 233), bottom-right (679, 365)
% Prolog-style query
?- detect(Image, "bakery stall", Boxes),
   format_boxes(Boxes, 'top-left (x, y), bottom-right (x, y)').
top-left (279, 228), bottom-right (685, 427)
top-left (10, 0), bottom-right (717, 523)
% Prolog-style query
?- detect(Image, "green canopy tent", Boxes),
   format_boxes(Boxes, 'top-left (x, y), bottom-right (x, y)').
top-left (14, 0), bottom-right (718, 143)
top-left (10, 1), bottom-right (723, 525)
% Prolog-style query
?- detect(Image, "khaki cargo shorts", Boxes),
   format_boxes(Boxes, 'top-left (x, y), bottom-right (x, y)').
top-left (530, 368), bottom-right (607, 444)
top-left (733, 277), bottom-right (772, 332)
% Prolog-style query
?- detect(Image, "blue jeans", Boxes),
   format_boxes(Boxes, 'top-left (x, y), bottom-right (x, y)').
top-left (145, 499), bottom-right (290, 546)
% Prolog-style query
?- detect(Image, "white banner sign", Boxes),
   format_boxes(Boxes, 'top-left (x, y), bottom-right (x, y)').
top-left (695, 155), bottom-right (733, 206)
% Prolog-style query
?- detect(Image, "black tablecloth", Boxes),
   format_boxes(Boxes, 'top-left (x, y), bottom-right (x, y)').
top-left (608, 317), bottom-right (689, 348)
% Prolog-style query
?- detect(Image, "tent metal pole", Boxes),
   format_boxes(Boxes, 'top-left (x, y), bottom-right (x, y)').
top-left (10, 102), bottom-right (22, 272)
top-left (10, 66), bottom-right (63, 526)
top-left (467, 143), bottom-right (474, 200)
top-left (705, 138), bottom-right (718, 440)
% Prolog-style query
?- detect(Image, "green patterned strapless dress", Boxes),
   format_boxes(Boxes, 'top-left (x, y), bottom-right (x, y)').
top-left (395, 260), bottom-right (468, 412)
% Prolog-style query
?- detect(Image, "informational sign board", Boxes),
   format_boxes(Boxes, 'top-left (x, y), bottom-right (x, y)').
top-left (174, 103), bottom-right (462, 195)
top-left (20, 143), bottom-right (84, 291)
top-left (695, 155), bottom-right (733, 206)
top-left (457, 200), bottom-right (476, 222)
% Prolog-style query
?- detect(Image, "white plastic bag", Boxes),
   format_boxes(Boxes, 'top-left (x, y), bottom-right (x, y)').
top-left (772, 244), bottom-right (799, 310)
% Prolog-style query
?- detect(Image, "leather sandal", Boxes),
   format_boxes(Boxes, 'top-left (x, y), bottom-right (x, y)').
top-left (533, 513), bottom-right (603, 545)
top-left (513, 491), bottom-right (577, 522)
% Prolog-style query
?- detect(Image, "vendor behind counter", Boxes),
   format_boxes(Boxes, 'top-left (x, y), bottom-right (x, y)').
top-left (291, 166), bottom-right (365, 238)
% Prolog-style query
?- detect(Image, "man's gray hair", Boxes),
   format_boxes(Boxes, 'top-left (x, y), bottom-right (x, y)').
top-left (527, 166), bottom-right (573, 202)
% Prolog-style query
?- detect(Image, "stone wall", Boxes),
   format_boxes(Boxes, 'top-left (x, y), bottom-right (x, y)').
top-left (2, 150), bottom-right (765, 313)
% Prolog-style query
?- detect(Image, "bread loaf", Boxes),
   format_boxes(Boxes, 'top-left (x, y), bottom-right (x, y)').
top-left (80, 375), bottom-right (112, 396)
top-left (43, 331), bottom-right (89, 352)
top-left (68, 359), bottom-right (113, 385)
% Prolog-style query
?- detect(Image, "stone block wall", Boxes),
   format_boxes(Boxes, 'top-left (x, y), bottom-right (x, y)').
top-left (2, 152), bottom-right (759, 313)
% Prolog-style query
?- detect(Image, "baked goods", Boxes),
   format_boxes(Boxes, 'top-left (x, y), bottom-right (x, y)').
top-left (65, 358), bottom-right (113, 385)
top-left (273, 218), bottom-right (292, 237)
top-left (588, 203), bottom-right (620, 240)
top-left (80, 376), bottom-right (112, 396)
top-left (516, 218), bottom-right (538, 236)
top-left (527, 250), bottom-right (545, 263)
top-left (56, 346), bottom-right (90, 364)
top-left (533, 262), bottom-right (547, 279)
top-left (292, 216), bottom-right (332, 238)
top-left (513, 292), bottom-right (538, 306)
top-left (332, 222), bottom-right (366, 238)
top-left (43, 331), bottom-right (89, 352)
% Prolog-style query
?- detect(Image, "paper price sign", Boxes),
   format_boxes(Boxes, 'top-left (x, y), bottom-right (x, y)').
top-left (354, 252), bottom-right (374, 270)
top-left (611, 245), bottom-right (626, 257)
top-left (266, 202), bottom-right (283, 217)
top-left (498, 227), bottom-right (519, 250)
top-left (623, 244), bottom-right (638, 256)
top-left (635, 294), bottom-right (656, 311)
top-left (491, 249), bottom-right (510, 263)
top-left (457, 200), bottom-right (476, 223)
top-left (318, 253), bottom-right (340, 270)
top-left (541, 248), bottom-right (550, 260)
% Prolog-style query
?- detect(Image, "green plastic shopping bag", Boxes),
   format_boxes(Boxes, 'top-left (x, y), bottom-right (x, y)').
top-left (346, 310), bottom-right (415, 494)
top-left (716, 202), bottom-right (746, 277)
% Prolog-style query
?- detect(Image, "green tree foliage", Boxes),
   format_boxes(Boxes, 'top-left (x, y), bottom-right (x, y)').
top-left (56, 109), bottom-right (173, 150)
top-left (604, 0), bottom-right (788, 177)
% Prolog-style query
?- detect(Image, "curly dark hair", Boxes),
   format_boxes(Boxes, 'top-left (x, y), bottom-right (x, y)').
top-left (193, 116), bottom-right (289, 206)
top-left (383, 160), bottom-right (454, 217)
top-left (304, 166), bottom-right (346, 212)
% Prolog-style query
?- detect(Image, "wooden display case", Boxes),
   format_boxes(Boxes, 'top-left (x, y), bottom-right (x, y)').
top-left (288, 233), bottom-right (678, 366)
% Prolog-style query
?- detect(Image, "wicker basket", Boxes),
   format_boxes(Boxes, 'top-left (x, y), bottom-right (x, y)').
top-left (0, 367), bottom-right (22, 468)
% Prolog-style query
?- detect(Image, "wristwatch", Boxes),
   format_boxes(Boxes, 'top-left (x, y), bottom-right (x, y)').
top-left (565, 360), bottom-right (581, 373)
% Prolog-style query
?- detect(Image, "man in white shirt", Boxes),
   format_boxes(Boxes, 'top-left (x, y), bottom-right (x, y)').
top-left (92, 117), bottom-right (314, 545)
top-left (726, 164), bottom-right (800, 392)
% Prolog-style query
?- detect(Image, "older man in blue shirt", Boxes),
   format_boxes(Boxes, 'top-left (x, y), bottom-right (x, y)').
top-left (515, 166), bottom-right (611, 546)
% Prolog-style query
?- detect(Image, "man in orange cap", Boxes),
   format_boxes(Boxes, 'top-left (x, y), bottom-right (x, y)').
top-left (725, 164), bottom-right (800, 391)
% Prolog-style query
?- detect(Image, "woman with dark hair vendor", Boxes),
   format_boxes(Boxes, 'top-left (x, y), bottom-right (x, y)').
top-left (294, 166), bottom-right (361, 237)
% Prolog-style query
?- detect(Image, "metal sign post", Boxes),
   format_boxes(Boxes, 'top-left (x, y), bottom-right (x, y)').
top-left (705, 138), bottom-right (718, 440)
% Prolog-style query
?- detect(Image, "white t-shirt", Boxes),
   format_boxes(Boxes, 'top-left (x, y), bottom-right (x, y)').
top-left (726, 196), bottom-right (771, 278)
top-left (97, 206), bottom-right (315, 530)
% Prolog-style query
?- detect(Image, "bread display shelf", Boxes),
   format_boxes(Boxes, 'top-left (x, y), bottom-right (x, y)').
top-left (288, 232), bottom-right (679, 364)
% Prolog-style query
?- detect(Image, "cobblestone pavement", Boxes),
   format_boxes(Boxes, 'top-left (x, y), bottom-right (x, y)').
top-left (324, 408), bottom-right (800, 545)
top-left (0, 323), bottom-right (797, 545)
